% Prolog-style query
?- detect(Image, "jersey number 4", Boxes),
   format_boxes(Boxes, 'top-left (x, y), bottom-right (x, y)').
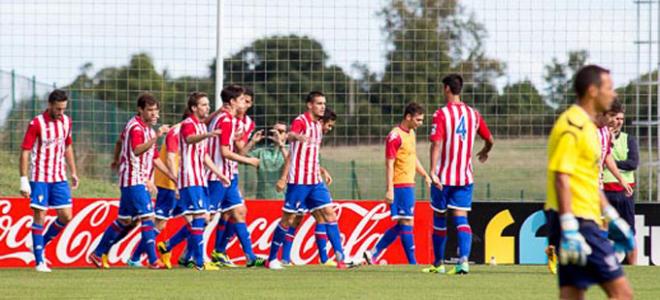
top-left (455, 115), bottom-right (467, 141)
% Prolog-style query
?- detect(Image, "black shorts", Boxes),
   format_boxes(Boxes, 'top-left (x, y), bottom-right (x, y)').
top-left (546, 210), bottom-right (624, 289)
top-left (605, 191), bottom-right (635, 234)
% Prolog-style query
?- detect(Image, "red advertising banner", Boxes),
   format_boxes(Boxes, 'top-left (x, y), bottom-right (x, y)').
top-left (0, 198), bottom-right (433, 267)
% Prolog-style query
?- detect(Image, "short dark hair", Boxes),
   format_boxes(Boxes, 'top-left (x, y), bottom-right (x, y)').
top-left (186, 91), bottom-right (208, 114)
top-left (221, 84), bottom-right (245, 104)
top-left (306, 91), bottom-right (325, 103)
top-left (609, 99), bottom-right (625, 114)
top-left (244, 87), bottom-right (254, 98)
top-left (404, 102), bottom-right (424, 118)
top-left (48, 89), bottom-right (68, 103)
top-left (573, 65), bottom-right (610, 99)
top-left (322, 107), bottom-right (337, 122)
top-left (442, 74), bottom-right (463, 95)
top-left (137, 93), bottom-right (160, 109)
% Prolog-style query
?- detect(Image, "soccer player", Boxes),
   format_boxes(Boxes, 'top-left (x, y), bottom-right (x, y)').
top-left (363, 102), bottom-right (431, 265)
top-left (545, 65), bottom-right (634, 299)
top-left (206, 85), bottom-right (262, 267)
top-left (127, 120), bottom-right (182, 268)
top-left (19, 89), bottom-right (79, 272)
top-left (603, 100), bottom-right (639, 264)
top-left (423, 74), bottom-right (494, 274)
top-left (278, 108), bottom-right (338, 267)
top-left (90, 93), bottom-right (176, 269)
top-left (267, 91), bottom-right (348, 270)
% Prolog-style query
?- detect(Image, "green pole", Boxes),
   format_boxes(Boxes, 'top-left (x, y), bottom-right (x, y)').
top-left (31, 76), bottom-right (37, 116)
top-left (10, 70), bottom-right (16, 151)
top-left (486, 183), bottom-right (491, 200)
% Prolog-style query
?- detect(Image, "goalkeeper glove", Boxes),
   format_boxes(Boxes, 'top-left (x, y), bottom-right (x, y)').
top-left (559, 213), bottom-right (592, 266)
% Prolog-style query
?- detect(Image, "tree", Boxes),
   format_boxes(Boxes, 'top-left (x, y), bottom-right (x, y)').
top-left (543, 50), bottom-right (589, 110)
top-left (498, 80), bottom-right (554, 136)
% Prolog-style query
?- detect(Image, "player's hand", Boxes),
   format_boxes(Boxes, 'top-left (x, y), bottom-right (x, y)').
top-left (70, 173), bottom-right (80, 190)
top-left (234, 127), bottom-right (244, 140)
top-left (209, 129), bottom-right (222, 138)
top-left (146, 181), bottom-right (157, 195)
top-left (157, 125), bottom-right (171, 138)
top-left (175, 190), bottom-right (180, 200)
top-left (623, 184), bottom-right (634, 197)
top-left (251, 130), bottom-right (265, 143)
top-left (559, 213), bottom-right (592, 266)
top-left (219, 174), bottom-right (231, 186)
top-left (603, 206), bottom-right (636, 253)
top-left (477, 149), bottom-right (489, 163)
top-left (430, 174), bottom-right (442, 190)
top-left (322, 170), bottom-right (333, 186)
top-left (293, 133), bottom-right (308, 143)
top-left (424, 175), bottom-right (432, 188)
top-left (384, 189), bottom-right (394, 204)
top-left (20, 176), bottom-right (31, 199)
top-left (247, 157), bottom-right (260, 168)
top-left (276, 178), bottom-right (287, 193)
top-left (110, 160), bottom-right (119, 171)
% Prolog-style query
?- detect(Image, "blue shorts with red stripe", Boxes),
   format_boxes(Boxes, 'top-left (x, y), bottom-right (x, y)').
top-left (154, 187), bottom-right (178, 220)
top-left (29, 181), bottom-right (71, 211)
top-left (283, 183), bottom-right (332, 213)
top-left (391, 186), bottom-right (415, 219)
top-left (179, 186), bottom-right (208, 215)
top-left (430, 184), bottom-right (473, 212)
top-left (118, 185), bottom-right (154, 219)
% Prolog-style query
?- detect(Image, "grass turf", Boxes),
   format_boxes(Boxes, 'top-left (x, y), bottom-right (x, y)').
top-left (2, 265), bottom-right (659, 299)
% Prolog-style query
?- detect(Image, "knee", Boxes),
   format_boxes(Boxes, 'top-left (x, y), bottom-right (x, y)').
top-left (59, 213), bottom-right (72, 224)
top-left (322, 207), bottom-right (337, 222)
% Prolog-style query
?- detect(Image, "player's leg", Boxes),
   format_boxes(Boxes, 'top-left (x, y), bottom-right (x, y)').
top-left (366, 187), bottom-right (413, 265)
top-left (280, 214), bottom-right (303, 265)
top-left (310, 184), bottom-right (346, 268)
top-left (559, 287), bottom-right (585, 300)
top-left (29, 182), bottom-right (49, 271)
top-left (228, 205), bottom-right (263, 267)
top-left (131, 187), bottom-right (172, 266)
top-left (447, 184), bottom-right (474, 275)
top-left (607, 191), bottom-right (637, 264)
top-left (423, 185), bottom-right (448, 273)
top-left (310, 209), bottom-right (333, 265)
top-left (267, 184), bottom-right (309, 269)
top-left (43, 182), bottom-right (73, 246)
top-left (395, 187), bottom-right (416, 264)
top-left (90, 186), bottom-right (136, 268)
top-left (207, 180), bottom-right (228, 261)
top-left (600, 276), bottom-right (633, 300)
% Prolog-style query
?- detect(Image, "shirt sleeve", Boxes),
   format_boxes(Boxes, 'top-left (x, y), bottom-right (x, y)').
top-left (243, 122), bottom-right (254, 143)
top-left (165, 131), bottom-right (178, 153)
top-left (180, 122), bottom-right (195, 142)
top-left (65, 118), bottom-right (73, 146)
top-left (220, 120), bottom-right (233, 146)
top-left (616, 134), bottom-right (639, 171)
top-left (548, 130), bottom-right (579, 175)
top-left (477, 113), bottom-right (492, 140)
top-left (129, 127), bottom-right (145, 151)
top-left (290, 119), bottom-right (306, 135)
top-left (429, 112), bottom-right (445, 142)
top-left (21, 119), bottom-right (40, 150)
top-left (385, 132), bottom-right (402, 159)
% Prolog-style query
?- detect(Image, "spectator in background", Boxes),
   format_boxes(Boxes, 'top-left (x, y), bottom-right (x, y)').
top-left (249, 122), bottom-right (289, 199)
top-left (603, 99), bottom-right (639, 264)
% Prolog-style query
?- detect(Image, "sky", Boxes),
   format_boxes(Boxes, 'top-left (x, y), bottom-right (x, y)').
top-left (0, 0), bottom-right (657, 93)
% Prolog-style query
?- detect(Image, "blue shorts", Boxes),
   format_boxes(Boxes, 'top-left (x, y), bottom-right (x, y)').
top-left (391, 187), bottom-right (415, 219)
top-left (283, 183), bottom-right (332, 213)
top-left (220, 178), bottom-right (244, 212)
top-left (154, 187), bottom-right (177, 220)
top-left (546, 210), bottom-right (624, 289)
top-left (29, 181), bottom-right (72, 211)
top-left (605, 191), bottom-right (635, 234)
top-left (207, 181), bottom-right (227, 213)
top-left (430, 184), bottom-right (473, 213)
top-left (118, 185), bottom-right (154, 220)
top-left (179, 186), bottom-right (208, 215)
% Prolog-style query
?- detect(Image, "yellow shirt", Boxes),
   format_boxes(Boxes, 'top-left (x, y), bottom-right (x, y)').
top-left (154, 127), bottom-right (180, 190)
top-left (545, 105), bottom-right (602, 222)
top-left (386, 126), bottom-right (416, 187)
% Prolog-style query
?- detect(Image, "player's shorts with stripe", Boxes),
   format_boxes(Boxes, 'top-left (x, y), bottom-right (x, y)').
top-left (284, 183), bottom-right (332, 213)
top-left (207, 180), bottom-right (226, 212)
top-left (118, 185), bottom-right (154, 219)
top-left (391, 186), bottom-right (415, 219)
top-left (154, 187), bottom-right (177, 220)
top-left (605, 191), bottom-right (635, 234)
top-left (30, 181), bottom-right (72, 211)
top-left (220, 177), bottom-right (244, 212)
top-left (545, 210), bottom-right (624, 289)
top-left (430, 184), bottom-right (473, 212)
top-left (179, 186), bottom-right (208, 214)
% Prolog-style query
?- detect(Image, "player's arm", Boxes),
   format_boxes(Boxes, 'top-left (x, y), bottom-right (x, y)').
top-left (185, 129), bottom-right (220, 144)
top-left (616, 135), bottom-right (639, 171)
top-left (476, 114), bottom-right (494, 163)
top-left (385, 158), bottom-right (395, 204)
top-left (111, 138), bottom-right (122, 170)
top-left (275, 151), bottom-right (291, 193)
top-left (320, 166), bottom-right (333, 186)
top-left (287, 119), bottom-right (307, 142)
top-left (604, 154), bottom-right (633, 196)
top-left (166, 152), bottom-right (177, 181)
top-left (154, 158), bottom-right (176, 182)
top-left (19, 120), bottom-right (39, 197)
top-left (429, 113), bottom-right (444, 188)
top-left (240, 130), bottom-right (264, 155)
top-left (415, 158), bottom-right (432, 187)
top-left (219, 120), bottom-right (259, 167)
top-left (64, 145), bottom-right (79, 189)
top-left (133, 125), bottom-right (170, 156)
top-left (600, 190), bottom-right (635, 253)
top-left (203, 153), bottom-right (230, 185)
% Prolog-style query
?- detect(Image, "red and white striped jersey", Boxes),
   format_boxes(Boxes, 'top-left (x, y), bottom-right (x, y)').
top-left (118, 115), bottom-right (159, 187)
top-left (21, 111), bottom-right (73, 183)
top-left (178, 115), bottom-right (209, 189)
top-left (237, 115), bottom-right (255, 144)
top-left (207, 109), bottom-right (237, 181)
top-left (288, 112), bottom-right (323, 185)
top-left (597, 126), bottom-right (612, 168)
top-left (429, 102), bottom-right (492, 186)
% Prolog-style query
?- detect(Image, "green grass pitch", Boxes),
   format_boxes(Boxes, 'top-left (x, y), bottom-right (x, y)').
top-left (2, 265), bottom-right (660, 299)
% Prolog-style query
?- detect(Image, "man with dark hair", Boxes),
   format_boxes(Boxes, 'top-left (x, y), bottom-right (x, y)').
top-left (363, 102), bottom-right (431, 265)
top-left (424, 74), bottom-right (494, 274)
top-left (266, 92), bottom-right (348, 270)
top-left (545, 65), bottom-right (634, 299)
top-left (603, 99), bottom-right (639, 264)
top-left (90, 93), bottom-right (177, 269)
top-left (19, 89), bottom-right (79, 272)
